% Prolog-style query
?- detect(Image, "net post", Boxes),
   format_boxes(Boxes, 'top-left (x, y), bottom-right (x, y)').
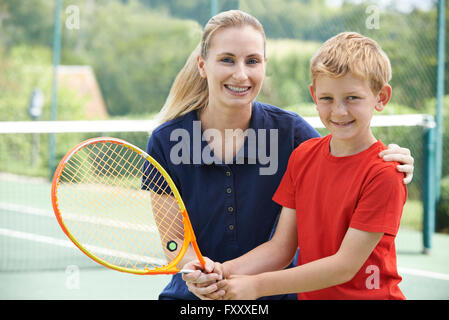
top-left (435, 0), bottom-right (446, 202)
top-left (211, 0), bottom-right (219, 17)
top-left (422, 115), bottom-right (437, 254)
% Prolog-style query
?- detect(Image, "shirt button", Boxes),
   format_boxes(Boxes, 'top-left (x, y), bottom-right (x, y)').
top-left (226, 187), bottom-right (232, 194)
top-left (227, 206), bottom-right (234, 213)
top-left (228, 224), bottom-right (234, 231)
top-left (226, 171), bottom-right (231, 176)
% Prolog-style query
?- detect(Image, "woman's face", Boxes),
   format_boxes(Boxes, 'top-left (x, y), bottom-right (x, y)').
top-left (198, 25), bottom-right (266, 112)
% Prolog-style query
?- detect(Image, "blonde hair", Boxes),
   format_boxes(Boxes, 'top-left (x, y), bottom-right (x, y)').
top-left (310, 32), bottom-right (392, 94)
top-left (156, 10), bottom-right (266, 124)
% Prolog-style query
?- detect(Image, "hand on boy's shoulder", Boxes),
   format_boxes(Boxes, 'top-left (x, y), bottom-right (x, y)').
top-left (364, 154), bottom-right (408, 208)
top-left (370, 144), bottom-right (407, 181)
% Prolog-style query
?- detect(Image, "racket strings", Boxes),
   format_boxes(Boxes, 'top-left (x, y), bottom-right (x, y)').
top-left (62, 145), bottom-right (139, 249)
top-left (60, 144), bottom-right (161, 269)
top-left (65, 142), bottom-right (177, 269)
top-left (56, 141), bottom-right (186, 271)
top-left (96, 142), bottom-right (185, 263)
top-left (60, 151), bottom-right (119, 249)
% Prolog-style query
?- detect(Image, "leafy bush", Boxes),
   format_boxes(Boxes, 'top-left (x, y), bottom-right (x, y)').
top-left (62, 0), bottom-right (203, 116)
top-left (0, 46), bottom-right (89, 177)
top-left (0, 45), bottom-right (87, 122)
top-left (258, 39), bottom-right (320, 108)
top-left (437, 176), bottom-right (449, 233)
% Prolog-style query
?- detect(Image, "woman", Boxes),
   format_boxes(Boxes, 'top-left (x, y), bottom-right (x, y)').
top-left (146, 10), bottom-right (414, 300)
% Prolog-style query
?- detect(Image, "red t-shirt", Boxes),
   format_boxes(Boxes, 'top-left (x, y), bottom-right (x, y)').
top-left (272, 135), bottom-right (407, 300)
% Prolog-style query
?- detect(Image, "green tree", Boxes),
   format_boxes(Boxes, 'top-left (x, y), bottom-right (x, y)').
top-left (139, 0), bottom-right (239, 26)
top-left (62, 0), bottom-right (203, 116)
top-left (0, 0), bottom-right (55, 48)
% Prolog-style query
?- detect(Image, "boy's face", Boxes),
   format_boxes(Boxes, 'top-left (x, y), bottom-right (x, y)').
top-left (310, 73), bottom-right (391, 152)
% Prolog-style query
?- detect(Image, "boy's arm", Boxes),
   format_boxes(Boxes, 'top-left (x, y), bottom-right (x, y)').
top-left (181, 207), bottom-right (298, 299)
top-left (222, 207), bottom-right (299, 277)
top-left (218, 227), bottom-right (383, 300)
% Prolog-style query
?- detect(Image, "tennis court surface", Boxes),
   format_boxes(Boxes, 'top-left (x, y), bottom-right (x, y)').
top-left (0, 172), bottom-right (448, 300)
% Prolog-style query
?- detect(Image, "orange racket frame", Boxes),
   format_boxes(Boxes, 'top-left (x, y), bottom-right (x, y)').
top-left (51, 137), bottom-right (206, 275)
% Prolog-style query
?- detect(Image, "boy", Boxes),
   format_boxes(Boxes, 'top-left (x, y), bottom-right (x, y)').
top-left (207, 32), bottom-right (407, 300)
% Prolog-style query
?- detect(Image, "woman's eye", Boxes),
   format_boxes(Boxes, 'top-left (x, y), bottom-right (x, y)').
top-left (221, 57), bottom-right (234, 63)
top-left (247, 58), bottom-right (259, 65)
top-left (348, 96), bottom-right (360, 100)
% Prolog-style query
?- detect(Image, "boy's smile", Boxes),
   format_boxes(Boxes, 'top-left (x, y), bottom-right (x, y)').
top-left (310, 73), bottom-right (391, 156)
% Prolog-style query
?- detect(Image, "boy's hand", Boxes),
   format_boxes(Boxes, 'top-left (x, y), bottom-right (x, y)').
top-left (181, 257), bottom-right (226, 300)
top-left (379, 143), bottom-right (414, 184)
top-left (217, 275), bottom-right (259, 300)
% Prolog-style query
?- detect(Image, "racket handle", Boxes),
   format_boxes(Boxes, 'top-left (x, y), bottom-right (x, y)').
top-left (179, 269), bottom-right (195, 274)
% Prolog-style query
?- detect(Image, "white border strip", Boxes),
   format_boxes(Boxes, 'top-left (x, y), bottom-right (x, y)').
top-left (0, 202), bottom-right (157, 233)
top-left (0, 115), bottom-right (435, 134)
top-left (398, 267), bottom-right (449, 282)
top-left (0, 228), bottom-right (165, 266)
top-left (0, 227), bottom-right (75, 248)
top-left (0, 120), bottom-right (157, 134)
top-left (304, 114), bottom-right (435, 129)
top-left (0, 203), bottom-right (52, 217)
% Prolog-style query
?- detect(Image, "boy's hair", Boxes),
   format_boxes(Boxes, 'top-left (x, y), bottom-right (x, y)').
top-left (310, 32), bottom-right (392, 94)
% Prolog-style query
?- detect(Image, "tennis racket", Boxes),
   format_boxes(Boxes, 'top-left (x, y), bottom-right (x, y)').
top-left (51, 137), bottom-right (205, 275)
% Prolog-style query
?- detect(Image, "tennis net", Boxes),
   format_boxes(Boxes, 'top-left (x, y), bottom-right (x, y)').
top-left (0, 115), bottom-right (436, 271)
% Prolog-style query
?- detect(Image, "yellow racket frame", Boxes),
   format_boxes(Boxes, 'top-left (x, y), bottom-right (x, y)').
top-left (51, 137), bottom-right (205, 275)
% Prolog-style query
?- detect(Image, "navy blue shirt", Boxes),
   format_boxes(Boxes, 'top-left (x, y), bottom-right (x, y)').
top-left (146, 101), bottom-right (320, 300)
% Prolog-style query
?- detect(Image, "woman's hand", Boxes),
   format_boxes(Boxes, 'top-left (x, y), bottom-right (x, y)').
top-left (380, 143), bottom-right (414, 184)
top-left (181, 257), bottom-right (226, 300)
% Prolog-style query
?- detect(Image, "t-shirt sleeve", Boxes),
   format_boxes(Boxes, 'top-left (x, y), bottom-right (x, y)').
top-left (141, 131), bottom-right (174, 195)
top-left (272, 148), bottom-right (299, 209)
top-left (350, 165), bottom-right (407, 236)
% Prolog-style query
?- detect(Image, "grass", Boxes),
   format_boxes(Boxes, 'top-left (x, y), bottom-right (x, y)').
top-left (402, 199), bottom-right (423, 231)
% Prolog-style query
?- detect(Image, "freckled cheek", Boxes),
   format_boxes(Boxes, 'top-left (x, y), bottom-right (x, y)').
top-left (316, 105), bottom-right (331, 118)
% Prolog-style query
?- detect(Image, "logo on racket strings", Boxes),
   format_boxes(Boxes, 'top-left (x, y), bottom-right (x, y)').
top-left (167, 240), bottom-right (178, 252)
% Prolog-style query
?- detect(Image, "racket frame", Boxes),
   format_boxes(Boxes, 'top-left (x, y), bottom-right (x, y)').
top-left (51, 137), bottom-right (205, 275)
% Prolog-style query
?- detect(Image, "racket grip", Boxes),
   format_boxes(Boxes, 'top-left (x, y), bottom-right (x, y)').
top-left (179, 269), bottom-right (195, 274)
